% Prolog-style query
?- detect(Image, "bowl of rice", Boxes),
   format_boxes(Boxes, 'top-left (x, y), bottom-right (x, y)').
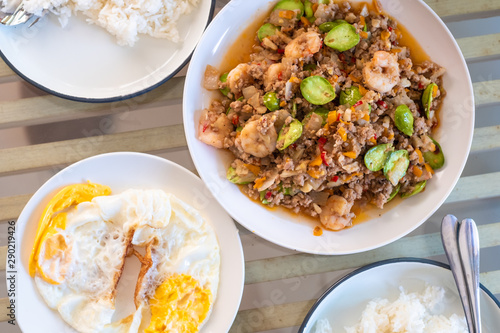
top-left (298, 258), bottom-right (500, 333)
top-left (183, 0), bottom-right (474, 254)
top-left (0, 0), bottom-right (215, 101)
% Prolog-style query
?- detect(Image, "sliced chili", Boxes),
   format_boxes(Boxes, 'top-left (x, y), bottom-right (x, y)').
top-left (321, 151), bottom-right (329, 166)
top-left (232, 116), bottom-right (239, 126)
top-left (318, 137), bottom-right (327, 151)
top-left (377, 100), bottom-right (388, 108)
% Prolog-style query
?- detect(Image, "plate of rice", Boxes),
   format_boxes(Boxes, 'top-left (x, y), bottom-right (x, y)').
top-left (0, 0), bottom-right (215, 101)
top-left (298, 258), bottom-right (500, 333)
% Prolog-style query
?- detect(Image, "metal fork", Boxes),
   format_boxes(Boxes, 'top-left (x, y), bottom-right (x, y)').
top-left (0, 2), bottom-right (34, 26)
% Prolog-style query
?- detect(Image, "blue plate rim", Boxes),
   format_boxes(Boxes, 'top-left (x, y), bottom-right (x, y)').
top-left (298, 257), bottom-right (500, 332)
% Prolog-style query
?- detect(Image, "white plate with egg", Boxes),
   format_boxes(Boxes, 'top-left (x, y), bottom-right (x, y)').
top-left (298, 258), bottom-right (500, 333)
top-left (11, 152), bottom-right (244, 332)
top-left (0, 0), bottom-right (215, 102)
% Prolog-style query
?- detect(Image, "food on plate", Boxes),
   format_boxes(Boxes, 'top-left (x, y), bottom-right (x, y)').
top-left (314, 286), bottom-right (468, 333)
top-left (29, 182), bottom-right (220, 332)
top-left (198, 0), bottom-right (446, 231)
top-left (2, 0), bottom-right (199, 46)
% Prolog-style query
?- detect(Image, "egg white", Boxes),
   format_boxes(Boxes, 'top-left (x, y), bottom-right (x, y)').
top-left (34, 189), bottom-right (220, 333)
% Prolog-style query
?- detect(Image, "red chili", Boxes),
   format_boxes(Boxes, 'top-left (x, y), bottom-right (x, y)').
top-left (232, 116), bottom-right (239, 126)
top-left (377, 100), bottom-right (388, 108)
top-left (353, 100), bottom-right (363, 108)
top-left (278, 71), bottom-right (283, 80)
top-left (388, 26), bottom-right (393, 32)
top-left (265, 191), bottom-right (273, 200)
top-left (331, 175), bottom-right (339, 182)
top-left (321, 151), bottom-right (329, 166)
top-left (374, 133), bottom-right (377, 139)
top-left (418, 82), bottom-right (424, 89)
top-left (337, 113), bottom-right (341, 121)
top-left (277, 49), bottom-right (285, 54)
top-left (291, 143), bottom-right (297, 149)
top-left (202, 124), bottom-right (208, 132)
top-left (318, 137), bottom-right (327, 151)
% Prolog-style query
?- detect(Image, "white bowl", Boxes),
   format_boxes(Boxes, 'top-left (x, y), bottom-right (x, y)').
top-left (298, 258), bottom-right (500, 332)
top-left (183, 0), bottom-right (474, 255)
top-left (12, 152), bottom-right (244, 333)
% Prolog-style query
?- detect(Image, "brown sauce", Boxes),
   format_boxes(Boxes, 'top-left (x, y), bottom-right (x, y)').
top-left (221, 0), bottom-right (437, 234)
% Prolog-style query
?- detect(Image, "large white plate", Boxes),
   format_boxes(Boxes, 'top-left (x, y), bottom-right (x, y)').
top-left (299, 258), bottom-right (500, 332)
top-left (0, 0), bottom-right (215, 102)
top-left (183, 0), bottom-right (474, 254)
top-left (11, 152), bottom-right (244, 332)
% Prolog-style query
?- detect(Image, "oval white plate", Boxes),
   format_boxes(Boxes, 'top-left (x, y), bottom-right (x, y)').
top-left (11, 152), bottom-right (244, 332)
top-left (299, 258), bottom-right (500, 333)
top-left (0, 0), bottom-right (215, 102)
top-left (183, 0), bottom-right (474, 254)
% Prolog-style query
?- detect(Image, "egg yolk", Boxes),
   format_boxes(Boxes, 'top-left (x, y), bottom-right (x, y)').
top-left (29, 182), bottom-right (111, 283)
top-left (145, 274), bottom-right (212, 333)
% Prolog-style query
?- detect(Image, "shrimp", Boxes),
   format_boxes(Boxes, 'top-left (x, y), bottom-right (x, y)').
top-left (319, 195), bottom-right (354, 231)
top-left (284, 31), bottom-right (322, 60)
top-left (198, 110), bottom-right (232, 149)
top-left (264, 63), bottom-right (285, 89)
top-left (362, 51), bottom-right (400, 93)
top-left (227, 63), bottom-right (252, 94)
top-left (239, 117), bottom-right (277, 158)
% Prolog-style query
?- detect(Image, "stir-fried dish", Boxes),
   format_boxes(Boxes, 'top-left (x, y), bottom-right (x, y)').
top-left (198, 0), bottom-right (446, 231)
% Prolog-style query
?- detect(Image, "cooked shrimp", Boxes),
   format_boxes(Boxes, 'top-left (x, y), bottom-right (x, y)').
top-left (227, 63), bottom-right (252, 94)
top-left (264, 63), bottom-right (285, 89)
top-left (319, 195), bottom-right (354, 231)
top-left (239, 117), bottom-right (277, 158)
top-left (284, 31), bottom-right (322, 60)
top-left (362, 51), bottom-right (400, 93)
top-left (198, 110), bottom-right (232, 149)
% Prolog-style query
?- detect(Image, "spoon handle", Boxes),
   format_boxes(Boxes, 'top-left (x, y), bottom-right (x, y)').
top-left (441, 215), bottom-right (478, 333)
top-left (458, 218), bottom-right (481, 333)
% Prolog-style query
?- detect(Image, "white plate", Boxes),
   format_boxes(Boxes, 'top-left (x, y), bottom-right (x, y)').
top-left (298, 258), bottom-right (500, 332)
top-left (0, 1), bottom-right (215, 102)
top-left (11, 152), bottom-right (244, 332)
top-left (183, 0), bottom-right (474, 254)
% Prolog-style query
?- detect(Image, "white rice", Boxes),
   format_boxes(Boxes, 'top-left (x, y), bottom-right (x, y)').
top-left (3, 0), bottom-right (198, 46)
top-left (314, 286), bottom-right (468, 333)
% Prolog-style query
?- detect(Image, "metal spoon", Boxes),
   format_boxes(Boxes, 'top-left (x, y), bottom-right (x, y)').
top-left (441, 214), bottom-right (481, 333)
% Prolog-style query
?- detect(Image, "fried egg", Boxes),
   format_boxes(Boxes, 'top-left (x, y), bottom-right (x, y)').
top-left (31, 184), bottom-right (220, 333)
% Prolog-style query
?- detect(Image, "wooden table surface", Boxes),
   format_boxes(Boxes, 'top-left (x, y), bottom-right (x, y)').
top-left (1, 0), bottom-right (500, 332)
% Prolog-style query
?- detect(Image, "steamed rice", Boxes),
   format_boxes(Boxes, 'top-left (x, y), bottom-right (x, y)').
top-left (3, 0), bottom-right (198, 46)
top-left (314, 286), bottom-right (468, 333)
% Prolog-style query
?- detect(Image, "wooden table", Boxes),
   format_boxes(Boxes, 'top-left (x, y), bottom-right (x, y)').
top-left (1, 0), bottom-right (500, 332)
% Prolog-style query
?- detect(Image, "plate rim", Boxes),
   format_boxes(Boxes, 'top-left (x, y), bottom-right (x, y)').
top-left (298, 257), bottom-right (500, 332)
top-left (0, 0), bottom-right (216, 103)
top-left (9, 151), bottom-right (245, 332)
